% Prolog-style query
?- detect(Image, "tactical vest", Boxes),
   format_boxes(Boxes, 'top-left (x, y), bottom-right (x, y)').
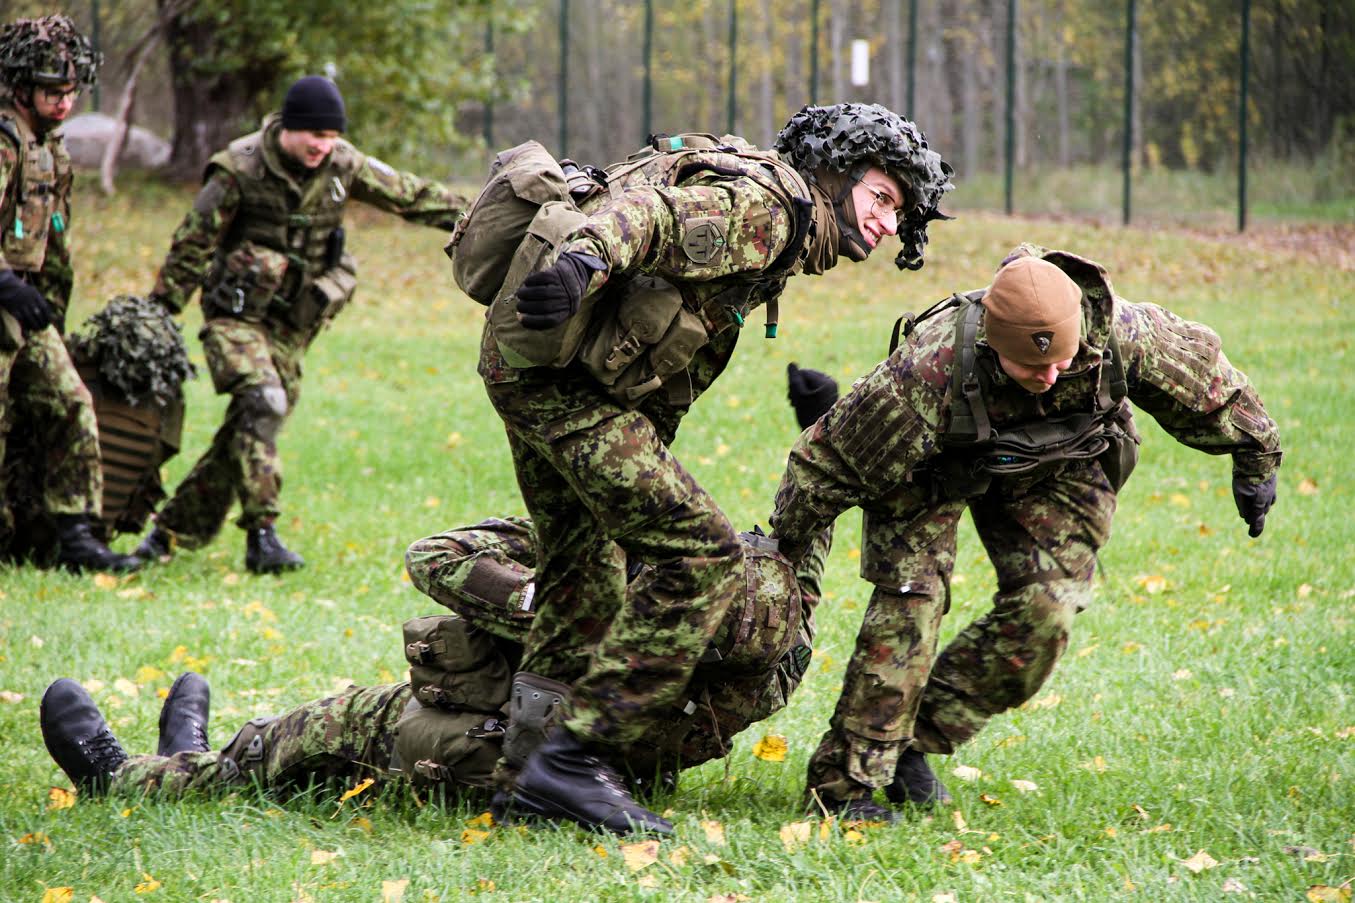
top-left (203, 114), bottom-right (361, 326)
top-left (891, 254), bottom-right (1139, 500)
top-left (0, 105), bottom-right (70, 274)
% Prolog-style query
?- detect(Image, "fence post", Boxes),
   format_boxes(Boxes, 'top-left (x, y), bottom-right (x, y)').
top-left (1004, 0), bottom-right (1016, 215)
top-left (1238, 0), bottom-right (1250, 232)
top-left (906, 0), bottom-right (917, 116)
top-left (90, 0), bottom-right (101, 112)
top-left (727, 0), bottom-right (738, 134)
top-left (485, 22), bottom-right (494, 150)
top-left (810, 0), bottom-right (820, 103)
top-left (643, 0), bottom-right (654, 140)
top-left (559, 0), bottom-right (569, 156)
top-left (1122, 0), bottom-right (1135, 225)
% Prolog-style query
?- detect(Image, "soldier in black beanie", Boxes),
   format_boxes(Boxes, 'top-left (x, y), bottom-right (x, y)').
top-left (133, 76), bottom-right (467, 574)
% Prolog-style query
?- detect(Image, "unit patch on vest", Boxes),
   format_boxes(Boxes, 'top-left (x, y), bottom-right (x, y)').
top-left (681, 218), bottom-right (727, 266)
top-left (1032, 331), bottom-right (1053, 355)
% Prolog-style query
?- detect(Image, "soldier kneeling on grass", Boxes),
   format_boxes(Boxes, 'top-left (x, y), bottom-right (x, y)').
top-left (38, 367), bottom-right (841, 831)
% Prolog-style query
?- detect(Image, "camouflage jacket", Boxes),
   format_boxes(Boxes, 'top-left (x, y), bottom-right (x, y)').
top-left (151, 113), bottom-right (466, 315)
top-left (0, 100), bottom-right (74, 325)
top-left (769, 249), bottom-right (1283, 561)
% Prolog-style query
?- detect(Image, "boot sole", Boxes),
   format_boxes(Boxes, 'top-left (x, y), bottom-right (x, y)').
top-left (510, 788), bottom-right (672, 836)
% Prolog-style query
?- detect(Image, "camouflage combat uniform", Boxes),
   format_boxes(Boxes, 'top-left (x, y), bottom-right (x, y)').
top-left (479, 141), bottom-right (837, 748)
top-left (148, 113), bottom-right (464, 546)
top-left (0, 96), bottom-right (101, 544)
top-left (109, 517), bottom-right (831, 796)
top-left (768, 248), bottom-right (1283, 804)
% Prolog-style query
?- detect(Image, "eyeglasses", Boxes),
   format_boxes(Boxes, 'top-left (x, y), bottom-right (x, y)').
top-left (37, 85), bottom-right (81, 105)
top-left (854, 179), bottom-right (907, 221)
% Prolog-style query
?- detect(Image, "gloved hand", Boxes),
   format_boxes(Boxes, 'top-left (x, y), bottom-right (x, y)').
top-left (787, 362), bottom-right (839, 429)
top-left (0, 268), bottom-right (51, 332)
top-left (1232, 472), bottom-right (1277, 538)
top-left (515, 251), bottom-right (606, 330)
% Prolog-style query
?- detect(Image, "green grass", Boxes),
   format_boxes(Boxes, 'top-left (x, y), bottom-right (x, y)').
top-left (1, 175), bottom-right (1351, 902)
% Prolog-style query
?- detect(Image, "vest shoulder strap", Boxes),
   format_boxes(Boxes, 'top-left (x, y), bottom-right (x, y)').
top-left (888, 290), bottom-right (977, 355)
top-left (944, 295), bottom-right (994, 444)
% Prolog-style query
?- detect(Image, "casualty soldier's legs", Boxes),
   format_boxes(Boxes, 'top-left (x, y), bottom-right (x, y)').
top-left (112, 683), bottom-right (410, 796)
top-left (911, 460), bottom-right (1116, 755)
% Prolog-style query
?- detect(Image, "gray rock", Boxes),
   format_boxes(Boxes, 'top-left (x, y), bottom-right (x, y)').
top-left (63, 112), bottom-right (171, 170)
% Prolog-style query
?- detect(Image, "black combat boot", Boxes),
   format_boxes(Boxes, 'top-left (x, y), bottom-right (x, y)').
top-left (40, 678), bottom-right (128, 793)
top-left (819, 794), bottom-right (902, 824)
top-left (133, 526), bottom-right (173, 563)
top-left (885, 748), bottom-right (953, 807)
top-left (54, 515), bottom-right (141, 574)
top-left (511, 727), bottom-right (673, 835)
top-left (245, 524), bottom-right (305, 574)
top-left (157, 672), bottom-right (211, 756)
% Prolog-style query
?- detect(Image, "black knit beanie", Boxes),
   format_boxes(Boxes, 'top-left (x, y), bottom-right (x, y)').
top-left (281, 76), bottom-right (346, 132)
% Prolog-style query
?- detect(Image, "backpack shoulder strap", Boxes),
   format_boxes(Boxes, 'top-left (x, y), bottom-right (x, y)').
top-left (944, 293), bottom-right (994, 444)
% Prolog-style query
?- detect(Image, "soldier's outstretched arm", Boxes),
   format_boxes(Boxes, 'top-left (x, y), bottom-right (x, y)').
top-left (1115, 297), bottom-right (1282, 534)
top-left (348, 154), bottom-right (466, 231)
top-left (148, 171), bottom-right (242, 315)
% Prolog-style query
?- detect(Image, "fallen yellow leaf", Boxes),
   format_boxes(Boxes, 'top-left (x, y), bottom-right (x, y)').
top-left (0, 690), bottom-right (22, 703)
top-left (1010, 780), bottom-right (1038, 793)
top-left (996, 734), bottom-right (1027, 748)
top-left (93, 573), bottom-right (119, 590)
top-left (1080, 756), bottom-right (1109, 773)
top-left (621, 840), bottom-right (660, 871)
top-left (134, 871), bottom-right (161, 893)
top-left (1307, 886), bottom-right (1353, 903)
top-left (952, 810), bottom-right (968, 832)
top-left (381, 879), bottom-right (409, 903)
top-left (1180, 850), bottom-right (1219, 873)
top-left (134, 665), bottom-right (165, 684)
top-left (844, 828), bottom-right (865, 844)
top-left (951, 764), bottom-right (983, 782)
top-left (979, 793), bottom-right (1003, 807)
top-left (336, 777), bottom-right (374, 806)
top-left (461, 829), bottom-right (490, 845)
top-left (1297, 477), bottom-right (1319, 496)
top-left (351, 816), bottom-right (373, 833)
top-left (1222, 877), bottom-right (1248, 893)
top-left (701, 819), bottom-right (726, 845)
top-left (47, 786), bottom-right (76, 810)
top-left (636, 874), bottom-right (659, 888)
top-left (593, 844), bottom-right (608, 859)
top-left (779, 821), bottom-right (812, 850)
top-left (752, 734), bottom-right (788, 762)
top-left (466, 811), bottom-right (495, 828)
top-left (18, 831), bottom-right (51, 846)
top-left (668, 845), bottom-right (691, 866)
top-left (310, 849), bottom-right (341, 865)
top-left (40, 888), bottom-right (73, 903)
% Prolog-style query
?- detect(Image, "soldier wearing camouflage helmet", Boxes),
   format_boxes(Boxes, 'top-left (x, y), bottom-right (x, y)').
top-left (132, 76), bottom-right (467, 574)
top-left (37, 366), bottom-right (842, 818)
top-left (0, 15), bottom-right (139, 572)
top-left (473, 103), bottom-right (951, 833)
top-left (767, 245), bottom-right (1282, 821)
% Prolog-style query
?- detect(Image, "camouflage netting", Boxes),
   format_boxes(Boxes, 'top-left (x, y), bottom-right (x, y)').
top-left (67, 295), bottom-right (195, 408)
top-left (0, 15), bottom-right (101, 89)
top-left (775, 102), bottom-right (954, 271)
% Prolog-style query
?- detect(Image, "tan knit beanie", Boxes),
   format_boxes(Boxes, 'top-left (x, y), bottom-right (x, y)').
top-left (982, 257), bottom-right (1083, 366)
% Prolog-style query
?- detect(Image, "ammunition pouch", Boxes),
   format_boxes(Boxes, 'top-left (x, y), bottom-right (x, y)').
top-left (393, 696), bottom-right (505, 791)
top-left (402, 615), bottom-right (513, 714)
top-left (501, 671), bottom-right (571, 768)
top-left (576, 275), bottom-right (709, 406)
top-left (203, 241), bottom-right (289, 323)
top-left (218, 715), bottom-right (278, 784)
top-left (698, 531), bottom-right (804, 676)
top-left (286, 250), bottom-right (358, 333)
top-left (1097, 401), bottom-right (1140, 492)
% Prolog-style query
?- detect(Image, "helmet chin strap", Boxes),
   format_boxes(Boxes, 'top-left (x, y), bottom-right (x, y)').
top-left (814, 163), bottom-right (872, 262)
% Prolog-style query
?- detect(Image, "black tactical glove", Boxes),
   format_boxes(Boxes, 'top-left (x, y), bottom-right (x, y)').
top-left (786, 362), bottom-right (839, 429)
top-left (515, 251), bottom-right (606, 330)
top-left (1232, 472), bottom-right (1277, 538)
top-left (0, 268), bottom-right (51, 332)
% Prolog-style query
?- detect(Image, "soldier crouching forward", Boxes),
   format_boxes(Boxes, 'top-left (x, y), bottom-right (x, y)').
top-left (767, 245), bottom-right (1282, 822)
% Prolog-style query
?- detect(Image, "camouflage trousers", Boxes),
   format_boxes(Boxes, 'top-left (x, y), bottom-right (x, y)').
top-left (156, 318), bottom-right (305, 546)
top-left (482, 351), bottom-right (744, 748)
top-left (406, 514), bottom-right (829, 772)
top-left (0, 321), bottom-right (102, 542)
top-left (112, 683), bottom-right (409, 797)
top-left (808, 459), bottom-right (1116, 802)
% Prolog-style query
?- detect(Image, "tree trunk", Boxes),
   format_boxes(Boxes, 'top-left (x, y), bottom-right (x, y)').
top-left (757, 0), bottom-right (775, 145)
top-left (160, 0), bottom-right (279, 181)
top-left (1054, 0), bottom-right (1070, 167)
top-left (830, 0), bottom-right (845, 101)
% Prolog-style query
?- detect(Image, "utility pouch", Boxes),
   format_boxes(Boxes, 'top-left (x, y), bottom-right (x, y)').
top-left (1097, 401), bottom-right (1141, 491)
top-left (0, 309), bottom-right (21, 351)
top-left (486, 200), bottom-right (592, 369)
top-left (448, 140), bottom-right (572, 305)
top-left (393, 697), bottom-right (505, 790)
top-left (698, 531), bottom-right (804, 676)
top-left (204, 241), bottom-right (288, 323)
top-left (297, 250), bottom-right (358, 331)
top-left (577, 276), bottom-right (709, 406)
top-left (402, 615), bottom-right (512, 713)
top-left (325, 226), bottom-right (346, 270)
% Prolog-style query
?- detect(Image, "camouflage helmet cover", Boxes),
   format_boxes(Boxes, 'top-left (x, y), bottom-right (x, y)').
top-left (0, 15), bottom-right (101, 89)
top-left (774, 102), bottom-right (954, 270)
top-left (67, 295), bottom-right (196, 408)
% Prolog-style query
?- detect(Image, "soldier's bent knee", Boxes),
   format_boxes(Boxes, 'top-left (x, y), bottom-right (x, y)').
top-left (237, 385), bottom-right (288, 443)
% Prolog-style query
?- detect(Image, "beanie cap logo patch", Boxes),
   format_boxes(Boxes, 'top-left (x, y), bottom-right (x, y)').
top-left (1031, 331), bottom-right (1054, 355)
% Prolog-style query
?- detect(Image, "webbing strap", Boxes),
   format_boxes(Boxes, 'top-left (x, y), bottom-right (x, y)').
top-left (946, 298), bottom-right (992, 443)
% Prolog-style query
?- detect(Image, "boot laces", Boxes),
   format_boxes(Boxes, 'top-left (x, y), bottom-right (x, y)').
top-left (80, 729), bottom-right (126, 771)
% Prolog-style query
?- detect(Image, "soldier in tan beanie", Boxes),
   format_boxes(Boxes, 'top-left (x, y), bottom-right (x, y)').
top-left (766, 244), bottom-right (1282, 822)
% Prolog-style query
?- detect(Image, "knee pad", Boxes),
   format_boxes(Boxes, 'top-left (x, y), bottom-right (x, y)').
top-left (218, 715), bottom-right (277, 783)
top-left (238, 385), bottom-right (288, 444)
top-left (502, 672), bottom-right (570, 767)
